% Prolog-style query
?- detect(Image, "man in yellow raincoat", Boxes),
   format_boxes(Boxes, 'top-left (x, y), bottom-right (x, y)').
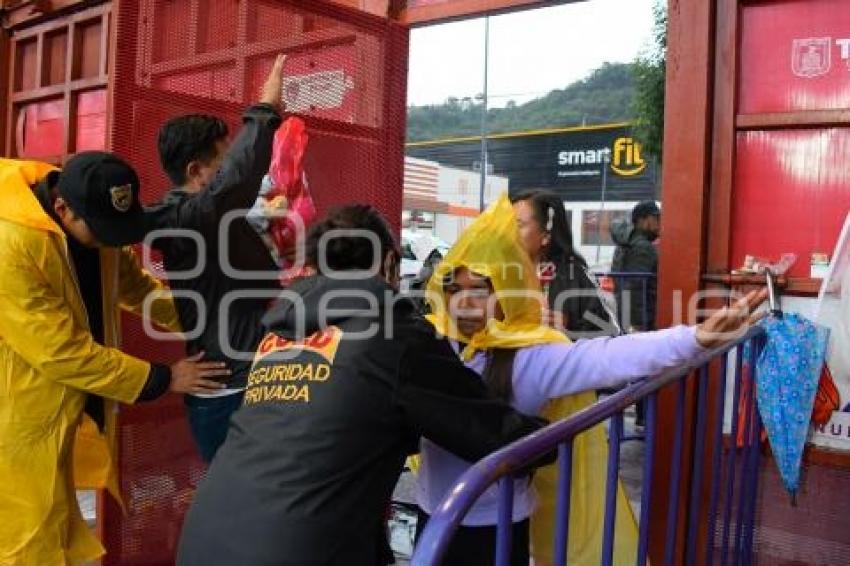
top-left (0, 153), bottom-right (233, 565)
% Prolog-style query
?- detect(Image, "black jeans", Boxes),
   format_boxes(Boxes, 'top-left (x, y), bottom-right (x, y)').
top-left (184, 392), bottom-right (244, 463)
top-left (415, 509), bottom-right (529, 566)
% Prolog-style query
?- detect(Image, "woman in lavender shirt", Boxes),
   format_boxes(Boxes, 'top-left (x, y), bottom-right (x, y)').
top-left (415, 196), bottom-right (765, 565)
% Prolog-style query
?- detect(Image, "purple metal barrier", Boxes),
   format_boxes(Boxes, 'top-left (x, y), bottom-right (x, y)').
top-left (596, 271), bottom-right (657, 446)
top-left (411, 326), bottom-right (767, 566)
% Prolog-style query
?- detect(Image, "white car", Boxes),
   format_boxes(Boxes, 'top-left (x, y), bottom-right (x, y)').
top-left (400, 230), bottom-right (450, 281)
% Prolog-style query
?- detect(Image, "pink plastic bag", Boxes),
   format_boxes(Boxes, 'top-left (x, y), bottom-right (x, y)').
top-left (266, 117), bottom-right (317, 260)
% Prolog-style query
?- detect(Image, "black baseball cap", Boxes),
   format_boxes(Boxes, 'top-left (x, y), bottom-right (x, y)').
top-left (56, 151), bottom-right (145, 246)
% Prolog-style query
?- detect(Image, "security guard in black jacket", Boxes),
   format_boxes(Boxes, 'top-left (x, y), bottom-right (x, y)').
top-left (177, 205), bottom-right (548, 565)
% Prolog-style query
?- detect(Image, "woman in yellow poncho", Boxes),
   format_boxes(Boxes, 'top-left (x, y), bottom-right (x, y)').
top-left (413, 194), bottom-right (758, 565)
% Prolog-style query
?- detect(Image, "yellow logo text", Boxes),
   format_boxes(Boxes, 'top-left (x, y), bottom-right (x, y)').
top-left (611, 137), bottom-right (647, 176)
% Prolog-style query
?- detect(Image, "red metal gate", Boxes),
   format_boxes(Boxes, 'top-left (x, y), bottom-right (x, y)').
top-left (103, 1), bottom-right (408, 563)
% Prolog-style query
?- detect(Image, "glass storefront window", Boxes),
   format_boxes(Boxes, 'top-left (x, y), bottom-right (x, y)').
top-left (582, 209), bottom-right (630, 246)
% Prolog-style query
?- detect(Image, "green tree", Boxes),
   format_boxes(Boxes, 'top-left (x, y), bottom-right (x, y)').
top-left (633, 0), bottom-right (667, 161)
top-left (406, 62), bottom-right (637, 142)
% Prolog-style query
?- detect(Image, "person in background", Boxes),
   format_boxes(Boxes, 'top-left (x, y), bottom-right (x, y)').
top-left (610, 200), bottom-right (661, 428)
top-left (512, 189), bottom-right (616, 339)
top-left (610, 200), bottom-right (661, 332)
top-left (176, 204), bottom-right (550, 566)
top-left (409, 245), bottom-right (445, 315)
top-left (0, 154), bottom-right (229, 566)
top-left (144, 55), bottom-right (287, 462)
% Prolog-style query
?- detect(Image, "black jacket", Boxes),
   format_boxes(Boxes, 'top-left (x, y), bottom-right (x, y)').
top-left (144, 104), bottom-right (283, 388)
top-left (610, 220), bottom-right (658, 330)
top-left (177, 275), bottom-right (547, 566)
top-left (546, 256), bottom-right (616, 339)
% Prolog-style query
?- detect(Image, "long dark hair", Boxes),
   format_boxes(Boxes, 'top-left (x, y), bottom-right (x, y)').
top-left (443, 267), bottom-right (518, 402)
top-left (482, 349), bottom-right (518, 402)
top-left (511, 189), bottom-right (588, 268)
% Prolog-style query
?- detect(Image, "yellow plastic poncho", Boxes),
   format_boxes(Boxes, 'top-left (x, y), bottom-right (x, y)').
top-left (425, 193), bottom-right (640, 565)
top-left (0, 159), bottom-right (181, 565)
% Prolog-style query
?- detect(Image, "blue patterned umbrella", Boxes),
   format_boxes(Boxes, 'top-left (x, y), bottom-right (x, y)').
top-left (751, 313), bottom-right (829, 503)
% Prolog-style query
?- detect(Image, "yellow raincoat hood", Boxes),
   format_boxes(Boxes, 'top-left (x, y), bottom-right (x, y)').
top-left (426, 193), bottom-right (568, 358)
top-left (0, 159), bottom-right (62, 232)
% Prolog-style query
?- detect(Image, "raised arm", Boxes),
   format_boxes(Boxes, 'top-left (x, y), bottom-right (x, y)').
top-left (145, 55), bottom-right (287, 238)
top-left (536, 289), bottom-right (768, 398)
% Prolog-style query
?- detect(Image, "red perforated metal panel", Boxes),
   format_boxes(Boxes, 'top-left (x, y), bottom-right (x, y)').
top-left (707, 452), bottom-right (850, 564)
top-left (751, 458), bottom-right (850, 565)
top-left (103, 1), bottom-right (407, 563)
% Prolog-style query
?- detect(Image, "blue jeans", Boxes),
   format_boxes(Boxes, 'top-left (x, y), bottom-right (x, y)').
top-left (184, 392), bottom-right (244, 463)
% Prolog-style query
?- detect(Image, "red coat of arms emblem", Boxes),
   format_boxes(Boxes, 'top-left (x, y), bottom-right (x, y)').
top-left (792, 37), bottom-right (832, 78)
